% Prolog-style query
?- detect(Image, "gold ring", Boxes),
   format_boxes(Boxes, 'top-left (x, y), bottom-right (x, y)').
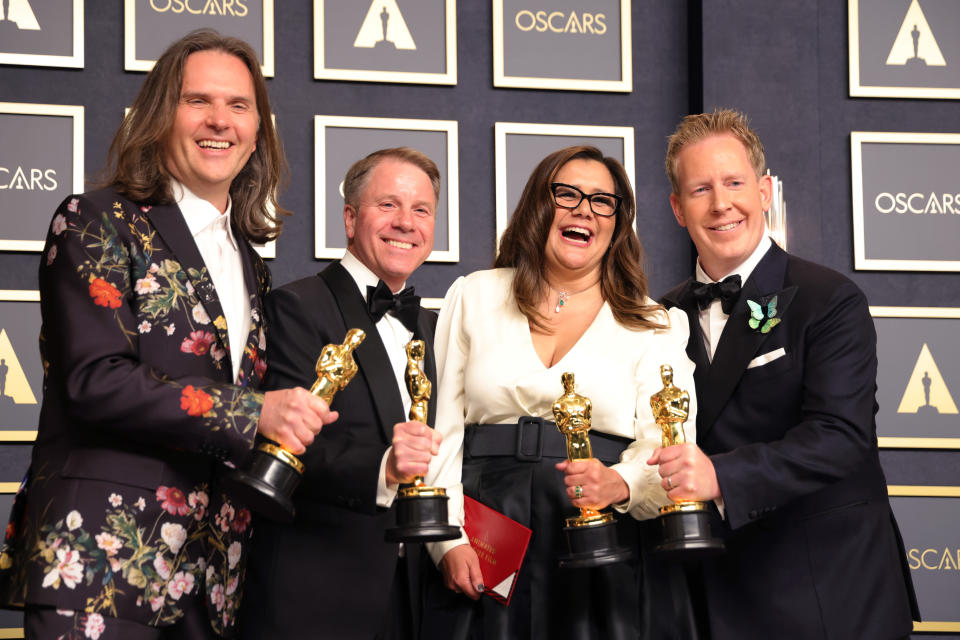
top-left (574, 485), bottom-right (582, 499)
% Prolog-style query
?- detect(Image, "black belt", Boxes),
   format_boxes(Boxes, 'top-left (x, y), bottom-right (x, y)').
top-left (464, 417), bottom-right (631, 465)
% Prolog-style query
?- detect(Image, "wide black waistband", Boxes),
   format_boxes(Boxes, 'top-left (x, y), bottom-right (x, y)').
top-left (464, 417), bottom-right (631, 465)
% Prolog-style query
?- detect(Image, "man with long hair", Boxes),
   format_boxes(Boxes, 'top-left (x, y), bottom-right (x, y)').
top-left (0, 30), bottom-right (333, 638)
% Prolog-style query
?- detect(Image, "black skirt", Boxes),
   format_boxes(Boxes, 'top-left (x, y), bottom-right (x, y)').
top-left (418, 422), bottom-right (703, 640)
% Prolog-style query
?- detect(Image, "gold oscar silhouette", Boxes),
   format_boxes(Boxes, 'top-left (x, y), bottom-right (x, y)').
top-left (650, 364), bottom-right (724, 556)
top-left (385, 340), bottom-right (460, 542)
top-left (223, 329), bottom-right (366, 522)
top-left (553, 372), bottom-right (632, 569)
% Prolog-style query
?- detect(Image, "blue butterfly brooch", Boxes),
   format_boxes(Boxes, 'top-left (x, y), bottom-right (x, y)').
top-left (746, 296), bottom-right (781, 334)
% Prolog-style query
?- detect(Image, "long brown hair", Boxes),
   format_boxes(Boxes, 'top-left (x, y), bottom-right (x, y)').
top-left (102, 29), bottom-right (288, 243)
top-left (495, 146), bottom-right (665, 332)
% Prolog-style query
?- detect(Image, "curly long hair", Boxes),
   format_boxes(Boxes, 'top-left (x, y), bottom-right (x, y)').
top-left (102, 29), bottom-right (288, 243)
top-left (495, 145), bottom-right (665, 332)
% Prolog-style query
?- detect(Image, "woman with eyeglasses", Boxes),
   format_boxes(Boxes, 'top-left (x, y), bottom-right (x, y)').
top-left (420, 146), bottom-right (699, 639)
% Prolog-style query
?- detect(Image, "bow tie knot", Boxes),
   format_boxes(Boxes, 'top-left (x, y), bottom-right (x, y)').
top-left (691, 274), bottom-right (742, 314)
top-left (367, 281), bottom-right (420, 333)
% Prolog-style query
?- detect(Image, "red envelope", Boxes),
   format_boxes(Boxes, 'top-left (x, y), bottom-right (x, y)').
top-left (463, 496), bottom-right (533, 606)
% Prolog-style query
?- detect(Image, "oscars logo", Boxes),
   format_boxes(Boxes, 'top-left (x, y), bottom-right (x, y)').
top-left (897, 343), bottom-right (957, 416)
top-left (0, 0), bottom-right (40, 30)
top-left (886, 0), bottom-right (945, 67)
top-left (0, 166), bottom-right (58, 191)
top-left (354, 0), bottom-right (416, 51)
top-left (0, 328), bottom-right (38, 408)
top-left (148, 0), bottom-right (250, 17)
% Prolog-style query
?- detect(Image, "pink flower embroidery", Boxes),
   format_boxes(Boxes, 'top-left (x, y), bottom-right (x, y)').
top-left (153, 555), bottom-right (171, 581)
top-left (188, 490), bottom-right (209, 521)
top-left (67, 198), bottom-right (79, 213)
top-left (84, 612), bottom-right (106, 639)
top-left (231, 508), bottom-right (251, 534)
top-left (51, 214), bottom-right (67, 235)
top-left (46, 244), bottom-right (57, 266)
top-left (210, 583), bottom-right (225, 612)
top-left (180, 330), bottom-right (215, 356)
top-left (227, 541), bottom-right (242, 570)
top-left (95, 532), bottom-right (122, 557)
top-left (156, 486), bottom-right (189, 516)
top-left (167, 571), bottom-right (195, 600)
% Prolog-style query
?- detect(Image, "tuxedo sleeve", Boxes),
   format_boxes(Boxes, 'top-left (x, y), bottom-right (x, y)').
top-left (262, 284), bottom-right (387, 514)
top-left (711, 280), bottom-right (880, 530)
top-left (40, 194), bottom-right (261, 462)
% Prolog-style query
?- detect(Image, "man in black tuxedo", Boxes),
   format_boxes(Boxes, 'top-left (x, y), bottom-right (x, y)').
top-left (651, 110), bottom-right (920, 639)
top-left (241, 148), bottom-right (443, 639)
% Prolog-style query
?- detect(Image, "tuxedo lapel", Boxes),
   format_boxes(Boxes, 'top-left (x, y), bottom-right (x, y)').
top-left (664, 280), bottom-right (711, 400)
top-left (235, 237), bottom-right (268, 386)
top-left (320, 262), bottom-right (405, 442)
top-left (146, 203), bottom-right (231, 370)
top-left (696, 244), bottom-right (798, 439)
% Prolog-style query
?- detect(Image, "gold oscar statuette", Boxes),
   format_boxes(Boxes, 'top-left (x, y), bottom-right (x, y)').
top-left (553, 372), bottom-right (632, 569)
top-left (222, 329), bottom-right (366, 522)
top-left (384, 340), bottom-right (460, 543)
top-left (650, 364), bottom-right (724, 556)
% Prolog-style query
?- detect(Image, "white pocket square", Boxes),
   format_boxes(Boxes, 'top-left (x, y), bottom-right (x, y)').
top-left (747, 347), bottom-right (786, 369)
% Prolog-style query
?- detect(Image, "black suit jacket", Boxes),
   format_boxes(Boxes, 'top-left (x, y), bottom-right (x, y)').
top-left (0, 188), bottom-right (270, 636)
top-left (662, 244), bottom-right (919, 640)
top-left (241, 262), bottom-right (437, 639)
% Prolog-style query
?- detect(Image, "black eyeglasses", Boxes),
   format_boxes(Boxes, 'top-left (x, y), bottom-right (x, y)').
top-left (550, 182), bottom-right (621, 217)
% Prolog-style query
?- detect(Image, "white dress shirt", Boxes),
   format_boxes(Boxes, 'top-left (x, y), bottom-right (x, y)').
top-left (696, 234), bottom-right (772, 362)
top-left (340, 250), bottom-right (414, 509)
top-left (172, 180), bottom-right (251, 383)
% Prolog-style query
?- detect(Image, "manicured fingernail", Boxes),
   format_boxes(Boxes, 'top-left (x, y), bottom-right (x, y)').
top-left (476, 584), bottom-right (485, 592)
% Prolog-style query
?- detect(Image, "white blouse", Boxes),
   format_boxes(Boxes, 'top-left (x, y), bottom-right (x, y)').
top-left (425, 268), bottom-right (698, 563)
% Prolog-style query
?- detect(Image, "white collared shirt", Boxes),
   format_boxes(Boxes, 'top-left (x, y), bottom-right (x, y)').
top-left (696, 234), bottom-right (772, 362)
top-left (340, 250), bottom-right (415, 509)
top-left (173, 180), bottom-right (251, 383)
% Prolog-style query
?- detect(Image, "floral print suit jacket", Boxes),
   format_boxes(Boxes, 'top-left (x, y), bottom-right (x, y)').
top-left (0, 188), bottom-right (270, 637)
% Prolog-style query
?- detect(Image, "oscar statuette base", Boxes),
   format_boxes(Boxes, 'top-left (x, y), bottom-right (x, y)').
top-left (220, 442), bottom-right (303, 523)
top-left (558, 512), bottom-right (633, 569)
top-left (385, 485), bottom-right (461, 543)
top-left (653, 502), bottom-right (724, 557)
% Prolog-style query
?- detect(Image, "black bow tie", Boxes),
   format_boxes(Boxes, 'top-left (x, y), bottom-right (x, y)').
top-left (367, 280), bottom-right (420, 333)
top-left (691, 274), bottom-right (742, 314)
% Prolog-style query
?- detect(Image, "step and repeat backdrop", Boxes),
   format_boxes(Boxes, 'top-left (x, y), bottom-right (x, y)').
top-left (0, 1), bottom-right (958, 637)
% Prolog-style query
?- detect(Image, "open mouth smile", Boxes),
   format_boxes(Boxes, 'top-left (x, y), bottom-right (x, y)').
top-left (198, 139), bottom-right (232, 150)
top-left (560, 225), bottom-right (593, 245)
top-left (710, 220), bottom-right (742, 232)
top-left (385, 239), bottom-right (414, 250)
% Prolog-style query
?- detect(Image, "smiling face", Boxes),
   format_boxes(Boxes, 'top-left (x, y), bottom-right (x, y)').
top-left (543, 158), bottom-right (617, 284)
top-left (162, 50), bottom-right (259, 212)
top-left (669, 134), bottom-right (771, 280)
top-left (344, 158), bottom-right (436, 291)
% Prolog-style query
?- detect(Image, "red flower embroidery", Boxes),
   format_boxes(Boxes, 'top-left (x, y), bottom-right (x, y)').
top-left (231, 508), bottom-right (252, 533)
top-left (180, 385), bottom-right (213, 417)
top-left (5, 521), bottom-right (14, 541)
top-left (156, 485), bottom-right (189, 516)
top-left (89, 278), bottom-right (122, 309)
top-left (181, 331), bottom-right (215, 356)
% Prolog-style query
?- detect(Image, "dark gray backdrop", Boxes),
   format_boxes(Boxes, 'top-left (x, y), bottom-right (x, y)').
top-left (1, 2), bottom-right (958, 636)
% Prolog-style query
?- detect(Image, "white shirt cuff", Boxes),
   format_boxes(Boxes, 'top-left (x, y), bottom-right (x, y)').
top-left (376, 447), bottom-right (399, 509)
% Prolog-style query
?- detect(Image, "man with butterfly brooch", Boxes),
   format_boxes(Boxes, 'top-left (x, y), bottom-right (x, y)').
top-left (650, 110), bottom-right (919, 640)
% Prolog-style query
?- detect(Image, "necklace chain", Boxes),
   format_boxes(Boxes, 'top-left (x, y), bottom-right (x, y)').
top-left (548, 281), bottom-right (599, 313)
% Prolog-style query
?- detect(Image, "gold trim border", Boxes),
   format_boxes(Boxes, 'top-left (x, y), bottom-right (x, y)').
top-left (870, 306), bottom-right (960, 450)
top-left (851, 132), bottom-right (960, 272)
top-left (492, 0), bottom-right (632, 92)
top-left (0, 103), bottom-right (84, 252)
top-left (0, 290), bottom-right (40, 440)
top-left (0, 482), bottom-right (21, 494)
top-left (494, 122), bottom-right (635, 245)
top-left (124, 0), bottom-right (275, 76)
top-left (0, 630), bottom-right (23, 639)
top-left (313, 0), bottom-right (457, 85)
top-left (887, 486), bottom-right (960, 632)
top-left (848, 0), bottom-right (960, 100)
top-left (313, 115), bottom-right (459, 263)
top-left (0, 0), bottom-right (83, 69)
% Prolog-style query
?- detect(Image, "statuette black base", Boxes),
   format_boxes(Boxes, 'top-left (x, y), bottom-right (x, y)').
top-left (221, 448), bottom-right (301, 523)
top-left (653, 507), bottom-right (724, 558)
top-left (385, 493), bottom-right (460, 543)
top-left (558, 518), bottom-right (633, 569)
